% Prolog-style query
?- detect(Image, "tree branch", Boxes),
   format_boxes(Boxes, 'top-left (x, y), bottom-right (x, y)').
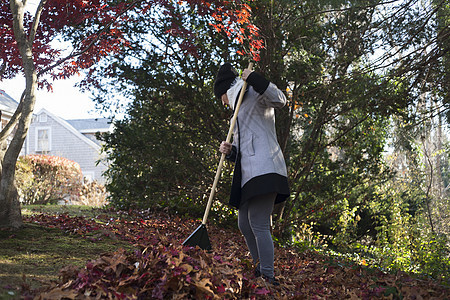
top-left (0, 91), bottom-right (25, 147)
top-left (421, 135), bottom-right (435, 233)
top-left (37, 0), bottom-right (144, 77)
top-left (0, 59), bottom-right (7, 79)
top-left (29, 0), bottom-right (47, 44)
top-left (298, 0), bottom-right (405, 20)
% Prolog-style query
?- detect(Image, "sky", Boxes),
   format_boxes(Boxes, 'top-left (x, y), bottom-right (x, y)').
top-left (0, 75), bottom-right (102, 120)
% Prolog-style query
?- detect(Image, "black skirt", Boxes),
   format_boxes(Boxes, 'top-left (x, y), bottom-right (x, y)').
top-left (228, 160), bottom-right (289, 209)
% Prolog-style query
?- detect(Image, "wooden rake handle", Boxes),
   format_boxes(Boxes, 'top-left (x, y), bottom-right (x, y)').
top-left (202, 62), bottom-right (254, 225)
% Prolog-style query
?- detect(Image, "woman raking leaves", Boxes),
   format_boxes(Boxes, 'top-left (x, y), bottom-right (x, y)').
top-left (214, 62), bottom-right (290, 285)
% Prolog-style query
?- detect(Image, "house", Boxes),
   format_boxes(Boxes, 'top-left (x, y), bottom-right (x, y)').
top-left (0, 90), bottom-right (112, 184)
top-left (24, 108), bottom-right (113, 184)
top-left (0, 89), bottom-right (19, 143)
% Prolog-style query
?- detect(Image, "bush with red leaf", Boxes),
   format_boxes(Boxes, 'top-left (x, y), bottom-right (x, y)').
top-left (15, 154), bottom-right (83, 204)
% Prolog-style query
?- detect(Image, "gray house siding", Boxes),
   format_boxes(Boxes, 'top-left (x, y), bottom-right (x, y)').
top-left (26, 109), bottom-right (109, 184)
top-left (0, 89), bottom-right (18, 146)
top-left (1, 90), bottom-right (110, 184)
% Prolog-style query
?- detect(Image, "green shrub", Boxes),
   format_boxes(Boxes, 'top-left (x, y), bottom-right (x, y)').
top-left (409, 226), bottom-right (450, 281)
top-left (16, 155), bottom-right (83, 205)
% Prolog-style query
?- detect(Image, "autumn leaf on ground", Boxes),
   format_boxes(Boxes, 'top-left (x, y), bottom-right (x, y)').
top-left (23, 210), bottom-right (449, 299)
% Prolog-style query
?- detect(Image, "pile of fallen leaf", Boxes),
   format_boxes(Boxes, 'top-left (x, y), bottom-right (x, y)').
top-left (22, 209), bottom-right (448, 299)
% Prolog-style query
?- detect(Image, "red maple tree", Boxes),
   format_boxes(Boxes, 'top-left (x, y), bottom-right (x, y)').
top-left (0, 0), bottom-right (261, 86)
top-left (0, 0), bottom-right (262, 229)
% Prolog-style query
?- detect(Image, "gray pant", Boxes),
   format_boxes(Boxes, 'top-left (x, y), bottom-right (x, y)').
top-left (238, 193), bottom-right (276, 278)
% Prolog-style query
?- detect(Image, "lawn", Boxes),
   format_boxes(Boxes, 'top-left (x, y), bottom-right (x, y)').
top-left (0, 205), bottom-right (448, 299)
top-left (0, 206), bottom-right (132, 299)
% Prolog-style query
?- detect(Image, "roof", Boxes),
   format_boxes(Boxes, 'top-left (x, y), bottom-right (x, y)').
top-left (36, 108), bottom-right (102, 151)
top-left (0, 89), bottom-right (19, 114)
top-left (66, 118), bottom-right (112, 133)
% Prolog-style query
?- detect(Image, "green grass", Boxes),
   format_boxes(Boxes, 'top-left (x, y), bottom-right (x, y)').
top-left (0, 205), bottom-right (132, 299)
top-left (22, 204), bottom-right (108, 218)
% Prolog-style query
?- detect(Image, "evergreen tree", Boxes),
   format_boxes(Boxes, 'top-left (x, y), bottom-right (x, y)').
top-left (95, 3), bottom-right (244, 222)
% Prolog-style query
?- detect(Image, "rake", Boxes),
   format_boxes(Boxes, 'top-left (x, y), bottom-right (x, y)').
top-left (182, 62), bottom-right (253, 250)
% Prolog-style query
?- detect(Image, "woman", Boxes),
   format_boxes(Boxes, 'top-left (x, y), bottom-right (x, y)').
top-left (214, 63), bottom-right (290, 285)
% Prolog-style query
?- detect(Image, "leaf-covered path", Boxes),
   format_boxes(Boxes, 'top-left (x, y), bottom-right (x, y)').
top-left (23, 209), bottom-right (448, 299)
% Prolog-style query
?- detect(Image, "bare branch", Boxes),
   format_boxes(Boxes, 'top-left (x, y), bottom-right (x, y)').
top-left (299, 0), bottom-right (404, 19)
top-left (421, 135), bottom-right (435, 233)
top-left (29, 0), bottom-right (48, 44)
top-left (0, 91), bottom-right (25, 146)
top-left (10, 0), bottom-right (28, 50)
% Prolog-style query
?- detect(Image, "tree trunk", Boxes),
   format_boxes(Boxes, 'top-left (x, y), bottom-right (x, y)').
top-left (0, 169), bottom-right (22, 228)
top-left (0, 88), bottom-right (35, 228)
top-left (0, 0), bottom-right (38, 228)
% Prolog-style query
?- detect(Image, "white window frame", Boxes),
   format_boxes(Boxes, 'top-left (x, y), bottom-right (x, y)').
top-left (35, 127), bottom-right (52, 152)
top-left (39, 113), bottom-right (48, 123)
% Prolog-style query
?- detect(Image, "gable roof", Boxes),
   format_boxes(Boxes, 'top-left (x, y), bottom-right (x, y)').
top-left (66, 118), bottom-right (112, 133)
top-left (36, 108), bottom-right (102, 151)
top-left (0, 89), bottom-right (19, 114)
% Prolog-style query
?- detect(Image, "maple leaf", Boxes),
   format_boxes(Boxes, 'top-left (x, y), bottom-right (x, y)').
top-left (254, 287), bottom-right (271, 295)
top-left (20, 209), bottom-right (450, 299)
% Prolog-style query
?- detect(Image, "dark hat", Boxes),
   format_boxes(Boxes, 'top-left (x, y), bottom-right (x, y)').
top-left (214, 63), bottom-right (238, 99)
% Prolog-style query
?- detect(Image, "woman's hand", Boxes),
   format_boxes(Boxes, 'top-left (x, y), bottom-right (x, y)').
top-left (219, 141), bottom-right (232, 155)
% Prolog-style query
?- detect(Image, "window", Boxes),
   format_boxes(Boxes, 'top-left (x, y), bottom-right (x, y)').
top-left (35, 127), bottom-right (51, 152)
top-left (39, 113), bottom-right (47, 123)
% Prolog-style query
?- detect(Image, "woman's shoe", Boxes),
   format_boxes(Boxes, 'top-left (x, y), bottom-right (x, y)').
top-left (262, 274), bottom-right (280, 286)
top-left (254, 268), bottom-right (261, 278)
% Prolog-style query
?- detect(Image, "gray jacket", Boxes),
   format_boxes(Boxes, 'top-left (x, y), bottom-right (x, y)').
top-left (227, 78), bottom-right (288, 187)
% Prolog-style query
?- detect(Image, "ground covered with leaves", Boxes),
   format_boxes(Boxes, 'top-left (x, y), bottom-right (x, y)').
top-left (2, 207), bottom-right (449, 299)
